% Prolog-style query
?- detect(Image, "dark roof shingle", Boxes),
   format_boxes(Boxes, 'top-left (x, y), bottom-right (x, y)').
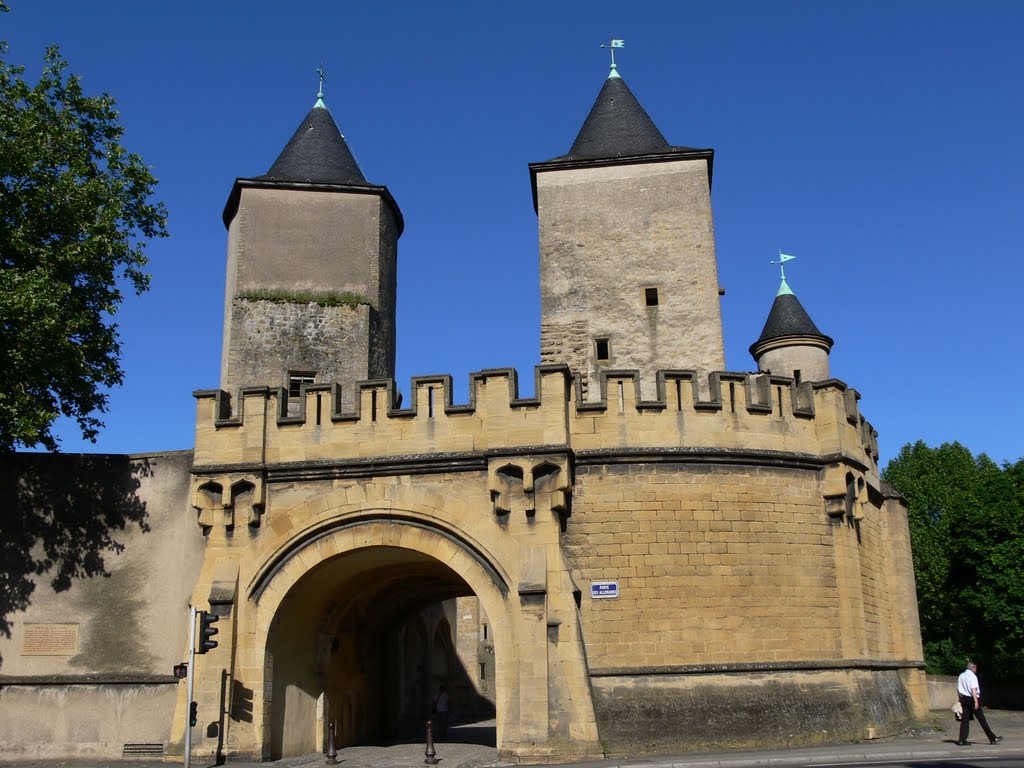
top-left (750, 286), bottom-right (833, 354)
top-left (550, 72), bottom-right (700, 161)
top-left (259, 104), bottom-right (367, 185)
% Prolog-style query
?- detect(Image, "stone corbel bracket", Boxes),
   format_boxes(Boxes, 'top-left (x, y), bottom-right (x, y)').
top-left (822, 464), bottom-right (867, 522)
top-left (192, 474), bottom-right (266, 531)
top-left (488, 454), bottom-right (572, 522)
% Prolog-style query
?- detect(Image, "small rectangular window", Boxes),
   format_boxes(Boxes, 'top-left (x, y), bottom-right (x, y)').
top-left (645, 287), bottom-right (659, 306)
top-left (480, 663), bottom-right (486, 681)
top-left (288, 372), bottom-right (316, 399)
top-left (794, 369), bottom-right (802, 384)
top-left (595, 338), bottom-right (610, 361)
top-left (482, 623), bottom-right (488, 640)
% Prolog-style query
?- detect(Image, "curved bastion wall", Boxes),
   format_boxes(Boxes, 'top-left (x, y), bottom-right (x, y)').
top-left (181, 365), bottom-right (926, 759)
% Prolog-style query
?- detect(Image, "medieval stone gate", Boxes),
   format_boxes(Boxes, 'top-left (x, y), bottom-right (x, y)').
top-left (178, 390), bottom-right (599, 761)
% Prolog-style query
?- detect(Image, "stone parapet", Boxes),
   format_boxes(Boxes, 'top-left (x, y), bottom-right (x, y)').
top-left (193, 366), bottom-right (878, 481)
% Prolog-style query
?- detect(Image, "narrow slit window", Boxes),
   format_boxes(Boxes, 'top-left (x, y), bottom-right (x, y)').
top-left (596, 338), bottom-right (610, 361)
top-left (645, 287), bottom-right (659, 306)
top-left (794, 369), bottom-right (802, 385)
top-left (480, 663), bottom-right (486, 681)
top-left (288, 373), bottom-right (315, 399)
top-left (483, 623), bottom-right (488, 640)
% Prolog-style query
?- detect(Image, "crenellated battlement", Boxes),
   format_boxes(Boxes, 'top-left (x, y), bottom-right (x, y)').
top-left (192, 365), bottom-right (879, 476)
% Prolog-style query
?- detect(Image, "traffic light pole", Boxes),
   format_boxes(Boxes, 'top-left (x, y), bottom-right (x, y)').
top-left (184, 605), bottom-right (197, 768)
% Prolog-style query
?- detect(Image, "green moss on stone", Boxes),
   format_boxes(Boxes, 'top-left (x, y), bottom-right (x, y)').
top-left (236, 289), bottom-right (375, 309)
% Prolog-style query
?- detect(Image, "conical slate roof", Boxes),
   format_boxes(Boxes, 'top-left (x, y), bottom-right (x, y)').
top-left (566, 72), bottom-right (671, 158)
top-left (749, 279), bottom-right (833, 355)
top-left (548, 70), bottom-right (701, 162)
top-left (528, 69), bottom-right (712, 210)
top-left (258, 101), bottom-right (367, 185)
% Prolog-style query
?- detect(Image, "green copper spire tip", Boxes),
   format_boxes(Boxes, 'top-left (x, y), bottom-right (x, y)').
top-left (608, 65), bottom-right (621, 79)
top-left (314, 63), bottom-right (327, 109)
top-left (601, 36), bottom-right (625, 77)
top-left (771, 250), bottom-right (797, 291)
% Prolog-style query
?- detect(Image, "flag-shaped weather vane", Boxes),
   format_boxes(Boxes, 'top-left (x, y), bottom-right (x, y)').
top-left (771, 250), bottom-right (796, 280)
top-left (600, 36), bottom-right (625, 71)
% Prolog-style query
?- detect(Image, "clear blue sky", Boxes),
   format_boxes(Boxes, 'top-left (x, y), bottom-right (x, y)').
top-left (5, 1), bottom-right (1023, 466)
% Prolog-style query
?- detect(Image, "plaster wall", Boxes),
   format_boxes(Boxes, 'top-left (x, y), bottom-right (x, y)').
top-left (0, 450), bottom-right (200, 759)
top-left (0, 683), bottom-right (178, 759)
top-left (232, 188), bottom-right (386, 296)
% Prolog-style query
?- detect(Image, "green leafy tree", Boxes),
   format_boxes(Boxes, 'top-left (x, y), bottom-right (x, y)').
top-left (884, 441), bottom-right (1024, 678)
top-left (0, 38), bottom-right (167, 451)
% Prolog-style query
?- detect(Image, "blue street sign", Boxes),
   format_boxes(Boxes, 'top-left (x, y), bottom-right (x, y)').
top-left (590, 581), bottom-right (619, 599)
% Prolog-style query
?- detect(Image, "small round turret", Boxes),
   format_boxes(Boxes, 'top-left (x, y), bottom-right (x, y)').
top-left (749, 276), bottom-right (833, 383)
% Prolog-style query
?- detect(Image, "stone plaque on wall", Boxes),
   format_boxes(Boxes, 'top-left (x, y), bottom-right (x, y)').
top-left (21, 623), bottom-right (80, 656)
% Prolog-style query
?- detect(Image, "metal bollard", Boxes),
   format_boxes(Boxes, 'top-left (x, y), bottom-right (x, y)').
top-left (326, 720), bottom-right (338, 764)
top-left (424, 718), bottom-right (439, 765)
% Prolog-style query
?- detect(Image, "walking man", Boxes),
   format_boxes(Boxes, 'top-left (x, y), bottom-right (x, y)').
top-left (957, 660), bottom-right (1002, 745)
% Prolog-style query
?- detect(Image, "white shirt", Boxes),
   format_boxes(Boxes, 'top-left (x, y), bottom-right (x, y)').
top-left (958, 667), bottom-right (980, 698)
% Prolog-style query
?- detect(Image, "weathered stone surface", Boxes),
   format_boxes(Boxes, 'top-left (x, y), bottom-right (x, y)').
top-left (536, 159), bottom-right (725, 400)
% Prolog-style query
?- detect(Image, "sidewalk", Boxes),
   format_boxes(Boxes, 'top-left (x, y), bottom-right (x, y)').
top-left (526, 708), bottom-right (1024, 768)
top-left (5, 711), bottom-right (1024, 768)
top-left (275, 709), bottom-right (1024, 768)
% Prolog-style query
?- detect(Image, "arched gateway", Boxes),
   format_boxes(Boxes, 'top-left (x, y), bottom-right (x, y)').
top-left (177, 445), bottom-right (600, 763)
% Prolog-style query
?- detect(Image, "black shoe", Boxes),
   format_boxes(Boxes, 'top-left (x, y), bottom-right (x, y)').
top-left (991, 736), bottom-right (1003, 744)
top-left (955, 740), bottom-right (969, 746)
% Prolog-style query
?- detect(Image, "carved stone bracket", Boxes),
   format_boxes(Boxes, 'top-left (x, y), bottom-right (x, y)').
top-left (822, 464), bottom-right (866, 521)
top-left (488, 455), bottom-right (571, 521)
top-left (192, 473), bottom-right (266, 530)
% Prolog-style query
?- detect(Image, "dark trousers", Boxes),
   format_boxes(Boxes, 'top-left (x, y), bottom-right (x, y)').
top-left (959, 694), bottom-right (997, 743)
top-left (434, 711), bottom-right (448, 740)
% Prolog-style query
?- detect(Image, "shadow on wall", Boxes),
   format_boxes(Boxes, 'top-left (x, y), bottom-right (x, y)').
top-left (0, 452), bottom-right (151, 669)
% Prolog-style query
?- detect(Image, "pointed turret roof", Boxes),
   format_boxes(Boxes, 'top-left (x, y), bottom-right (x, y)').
top-left (223, 97), bottom-right (403, 233)
top-left (549, 69), bottom-right (703, 162)
top-left (749, 278), bottom-right (833, 356)
top-left (529, 68), bottom-right (713, 210)
top-left (258, 101), bottom-right (367, 185)
top-left (564, 71), bottom-right (673, 160)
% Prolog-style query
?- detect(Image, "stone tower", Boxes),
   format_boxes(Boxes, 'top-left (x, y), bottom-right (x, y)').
top-left (529, 66), bottom-right (725, 399)
top-left (749, 275), bottom-right (833, 382)
top-left (220, 93), bottom-right (403, 410)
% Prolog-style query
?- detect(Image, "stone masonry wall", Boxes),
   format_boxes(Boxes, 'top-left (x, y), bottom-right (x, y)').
top-left (564, 463), bottom-right (841, 668)
top-left (536, 159), bottom-right (725, 399)
top-left (224, 298), bottom-right (372, 410)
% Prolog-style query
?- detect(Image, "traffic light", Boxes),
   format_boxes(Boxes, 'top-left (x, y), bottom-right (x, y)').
top-left (189, 701), bottom-right (198, 727)
top-left (197, 610), bottom-right (219, 653)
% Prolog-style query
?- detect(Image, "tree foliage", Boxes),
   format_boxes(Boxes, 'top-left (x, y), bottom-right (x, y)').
top-left (0, 40), bottom-right (167, 451)
top-left (883, 441), bottom-right (1024, 678)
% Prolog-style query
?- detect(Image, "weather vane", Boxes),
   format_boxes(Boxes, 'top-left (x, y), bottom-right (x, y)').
top-left (316, 63), bottom-right (327, 100)
top-left (600, 36), bottom-right (625, 70)
top-left (771, 250), bottom-right (796, 280)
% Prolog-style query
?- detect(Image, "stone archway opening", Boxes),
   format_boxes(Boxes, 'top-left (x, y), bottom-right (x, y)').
top-left (265, 544), bottom-right (496, 759)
